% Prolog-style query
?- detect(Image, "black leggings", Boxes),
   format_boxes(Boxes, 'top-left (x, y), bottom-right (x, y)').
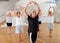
top-left (28, 32), bottom-right (37, 43)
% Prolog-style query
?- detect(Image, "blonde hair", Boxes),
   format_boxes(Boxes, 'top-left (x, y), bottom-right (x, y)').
top-left (6, 11), bottom-right (12, 16)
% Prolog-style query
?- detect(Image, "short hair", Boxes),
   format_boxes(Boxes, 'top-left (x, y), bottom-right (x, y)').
top-left (49, 11), bottom-right (52, 14)
top-left (16, 11), bottom-right (21, 14)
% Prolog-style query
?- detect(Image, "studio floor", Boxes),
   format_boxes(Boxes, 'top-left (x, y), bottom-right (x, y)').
top-left (0, 23), bottom-right (60, 43)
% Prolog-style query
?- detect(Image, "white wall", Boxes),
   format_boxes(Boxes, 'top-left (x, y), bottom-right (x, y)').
top-left (0, 0), bottom-right (18, 22)
top-left (0, 1), bottom-right (10, 22)
top-left (0, 1), bottom-right (10, 15)
top-left (16, 0), bottom-right (51, 7)
top-left (9, 0), bottom-right (18, 10)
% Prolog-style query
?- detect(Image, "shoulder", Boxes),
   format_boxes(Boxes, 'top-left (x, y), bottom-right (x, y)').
top-left (36, 14), bottom-right (39, 18)
top-left (27, 15), bottom-right (31, 20)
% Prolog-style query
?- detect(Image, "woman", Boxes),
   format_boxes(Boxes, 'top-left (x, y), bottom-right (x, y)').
top-left (6, 12), bottom-right (12, 35)
top-left (24, 1), bottom-right (41, 43)
top-left (13, 7), bottom-right (24, 42)
top-left (48, 6), bottom-right (55, 37)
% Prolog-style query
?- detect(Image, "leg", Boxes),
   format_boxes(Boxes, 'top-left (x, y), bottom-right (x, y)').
top-left (49, 29), bottom-right (53, 37)
top-left (29, 32), bottom-right (33, 43)
top-left (32, 32), bottom-right (37, 43)
top-left (38, 21), bottom-right (41, 31)
top-left (29, 32), bottom-right (37, 43)
top-left (16, 26), bottom-right (22, 42)
top-left (9, 26), bottom-right (12, 33)
top-left (7, 23), bottom-right (12, 35)
top-left (17, 33), bottom-right (21, 42)
top-left (7, 26), bottom-right (11, 35)
top-left (48, 23), bottom-right (54, 37)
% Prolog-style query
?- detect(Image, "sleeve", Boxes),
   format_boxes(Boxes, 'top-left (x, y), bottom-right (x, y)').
top-left (27, 15), bottom-right (30, 20)
top-left (37, 15), bottom-right (41, 24)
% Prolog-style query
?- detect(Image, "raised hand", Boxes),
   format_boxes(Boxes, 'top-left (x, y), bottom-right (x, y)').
top-left (30, 1), bottom-right (37, 5)
top-left (28, 1), bottom-right (33, 4)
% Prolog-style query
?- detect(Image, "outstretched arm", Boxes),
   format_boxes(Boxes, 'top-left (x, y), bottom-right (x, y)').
top-left (53, 7), bottom-right (55, 15)
top-left (6, 12), bottom-right (8, 17)
top-left (24, 1), bottom-right (32, 18)
top-left (13, 7), bottom-right (17, 17)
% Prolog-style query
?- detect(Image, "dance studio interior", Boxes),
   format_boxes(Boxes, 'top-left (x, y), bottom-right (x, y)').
top-left (0, 0), bottom-right (60, 43)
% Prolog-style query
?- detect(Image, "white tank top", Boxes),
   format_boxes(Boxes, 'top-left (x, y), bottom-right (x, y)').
top-left (15, 16), bottom-right (23, 26)
top-left (49, 7), bottom-right (54, 23)
top-left (6, 16), bottom-right (12, 23)
top-left (49, 16), bottom-right (54, 23)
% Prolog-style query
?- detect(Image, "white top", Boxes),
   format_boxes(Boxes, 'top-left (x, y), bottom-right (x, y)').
top-left (49, 16), bottom-right (54, 23)
top-left (15, 16), bottom-right (23, 26)
top-left (6, 16), bottom-right (12, 23)
top-left (48, 7), bottom-right (54, 23)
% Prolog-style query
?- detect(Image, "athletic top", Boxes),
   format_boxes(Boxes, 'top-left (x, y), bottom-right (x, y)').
top-left (49, 7), bottom-right (54, 23)
top-left (6, 16), bottom-right (12, 23)
top-left (15, 16), bottom-right (23, 26)
top-left (28, 15), bottom-right (39, 33)
top-left (49, 16), bottom-right (54, 23)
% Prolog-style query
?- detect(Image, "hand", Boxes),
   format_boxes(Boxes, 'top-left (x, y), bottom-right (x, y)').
top-left (14, 6), bottom-right (17, 10)
top-left (30, 1), bottom-right (37, 5)
top-left (29, 1), bottom-right (33, 4)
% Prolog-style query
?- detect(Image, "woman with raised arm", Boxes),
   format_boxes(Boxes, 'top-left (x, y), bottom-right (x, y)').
top-left (48, 6), bottom-right (55, 37)
top-left (6, 11), bottom-right (12, 35)
top-left (24, 1), bottom-right (41, 43)
top-left (13, 6), bottom-right (24, 42)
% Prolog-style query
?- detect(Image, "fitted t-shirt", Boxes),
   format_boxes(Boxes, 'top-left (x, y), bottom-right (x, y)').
top-left (49, 7), bottom-right (54, 23)
top-left (27, 15), bottom-right (39, 33)
top-left (49, 16), bottom-right (54, 23)
top-left (6, 16), bottom-right (12, 23)
top-left (15, 16), bottom-right (23, 26)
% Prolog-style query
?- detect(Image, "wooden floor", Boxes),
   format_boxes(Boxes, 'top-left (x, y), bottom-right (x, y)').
top-left (0, 23), bottom-right (60, 43)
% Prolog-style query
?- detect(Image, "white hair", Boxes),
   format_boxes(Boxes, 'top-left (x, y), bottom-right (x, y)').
top-left (30, 9), bottom-right (38, 15)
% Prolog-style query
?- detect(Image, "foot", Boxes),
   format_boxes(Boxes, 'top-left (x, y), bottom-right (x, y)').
top-left (17, 39), bottom-right (23, 42)
top-left (48, 35), bottom-right (53, 37)
top-left (9, 32), bottom-right (11, 35)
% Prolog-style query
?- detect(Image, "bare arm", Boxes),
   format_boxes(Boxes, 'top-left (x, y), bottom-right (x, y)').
top-left (6, 12), bottom-right (8, 17)
top-left (24, 2), bottom-right (32, 18)
top-left (36, 3), bottom-right (41, 16)
top-left (5, 12), bottom-right (9, 17)
top-left (23, 7), bottom-right (28, 18)
top-left (52, 7), bottom-right (55, 15)
top-left (13, 7), bottom-right (17, 17)
top-left (48, 11), bottom-right (50, 16)
top-left (48, 8), bottom-right (50, 16)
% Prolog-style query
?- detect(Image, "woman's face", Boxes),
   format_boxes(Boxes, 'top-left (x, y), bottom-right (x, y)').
top-left (31, 10), bottom-right (37, 18)
top-left (49, 11), bottom-right (53, 16)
